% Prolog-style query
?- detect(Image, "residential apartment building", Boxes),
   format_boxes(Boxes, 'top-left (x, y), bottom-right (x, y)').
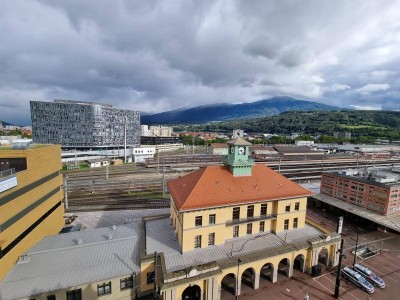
top-left (0, 143), bottom-right (64, 280)
top-left (320, 168), bottom-right (400, 215)
top-left (30, 100), bottom-right (140, 148)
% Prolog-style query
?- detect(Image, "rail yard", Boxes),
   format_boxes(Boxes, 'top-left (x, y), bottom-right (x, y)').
top-left (63, 155), bottom-right (400, 212)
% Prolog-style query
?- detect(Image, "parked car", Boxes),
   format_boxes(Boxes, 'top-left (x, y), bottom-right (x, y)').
top-left (342, 267), bottom-right (375, 293)
top-left (354, 263), bottom-right (385, 288)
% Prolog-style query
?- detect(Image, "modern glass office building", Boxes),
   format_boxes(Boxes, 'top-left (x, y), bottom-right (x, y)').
top-left (30, 100), bottom-right (140, 148)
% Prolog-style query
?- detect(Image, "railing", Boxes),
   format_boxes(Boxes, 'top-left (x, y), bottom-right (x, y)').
top-left (226, 214), bottom-right (277, 226)
top-left (0, 168), bottom-right (15, 179)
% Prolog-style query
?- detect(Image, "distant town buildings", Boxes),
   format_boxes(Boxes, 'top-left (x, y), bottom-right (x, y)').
top-left (295, 140), bottom-right (315, 146)
top-left (321, 168), bottom-right (400, 215)
top-left (209, 143), bottom-right (228, 155)
top-left (232, 129), bottom-right (244, 138)
top-left (30, 100), bottom-right (140, 149)
top-left (334, 132), bottom-right (351, 139)
top-left (141, 125), bottom-right (173, 137)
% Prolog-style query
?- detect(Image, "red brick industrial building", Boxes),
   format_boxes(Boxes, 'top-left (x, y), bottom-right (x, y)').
top-left (320, 168), bottom-right (400, 216)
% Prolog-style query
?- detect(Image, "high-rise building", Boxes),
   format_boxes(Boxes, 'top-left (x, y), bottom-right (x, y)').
top-left (0, 143), bottom-right (64, 280)
top-left (30, 100), bottom-right (140, 149)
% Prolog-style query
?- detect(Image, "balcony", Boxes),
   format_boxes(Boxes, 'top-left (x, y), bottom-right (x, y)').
top-left (226, 214), bottom-right (277, 226)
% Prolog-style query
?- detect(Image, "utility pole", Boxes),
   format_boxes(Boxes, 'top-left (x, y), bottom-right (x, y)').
top-left (192, 136), bottom-right (195, 155)
top-left (162, 159), bottom-right (166, 198)
top-left (124, 116), bottom-right (127, 163)
top-left (334, 238), bottom-right (345, 298)
top-left (157, 149), bottom-right (160, 175)
top-left (64, 176), bottom-right (69, 210)
top-left (153, 251), bottom-right (158, 300)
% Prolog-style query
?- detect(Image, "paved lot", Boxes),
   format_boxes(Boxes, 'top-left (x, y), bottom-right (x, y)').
top-left (222, 206), bottom-right (400, 300)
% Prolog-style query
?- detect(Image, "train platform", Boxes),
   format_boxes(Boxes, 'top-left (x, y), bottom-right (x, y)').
top-left (311, 193), bottom-right (400, 233)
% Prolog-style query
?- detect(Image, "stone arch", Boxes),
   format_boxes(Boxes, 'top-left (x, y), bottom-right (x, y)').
top-left (221, 273), bottom-right (236, 296)
top-left (278, 258), bottom-right (291, 277)
top-left (294, 254), bottom-right (306, 272)
top-left (241, 267), bottom-right (256, 289)
top-left (181, 284), bottom-right (201, 300)
top-left (318, 247), bottom-right (329, 265)
top-left (260, 262), bottom-right (275, 283)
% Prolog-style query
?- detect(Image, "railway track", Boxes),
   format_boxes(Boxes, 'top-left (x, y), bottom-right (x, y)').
top-left (63, 156), bottom-right (400, 212)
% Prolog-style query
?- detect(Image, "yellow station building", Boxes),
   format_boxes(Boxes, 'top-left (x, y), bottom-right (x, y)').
top-left (140, 138), bottom-right (341, 300)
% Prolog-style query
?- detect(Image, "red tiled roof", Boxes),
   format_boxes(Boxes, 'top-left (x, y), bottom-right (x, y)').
top-left (167, 165), bottom-right (313, 211)
top-left (210, 143), bottom-right (228, 149)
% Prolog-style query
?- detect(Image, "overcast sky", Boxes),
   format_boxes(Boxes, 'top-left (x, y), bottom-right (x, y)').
top-left (1, 0), bottom-right (400, 125)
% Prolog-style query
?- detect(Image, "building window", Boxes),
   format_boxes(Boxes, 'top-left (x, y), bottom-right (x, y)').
top-left (285, 205), bottom-right (290, 212)
top-left (293, 218), bottom-right (298, 229)
top-left (260, 204), bottom-right (267, 216)
top-left (97, 282), bottom-right (112, 296)
top-left (284, 219), bottom-right (289, 230)
top-left (47, 296), bottom-right (56, 300)
top-left (66, 289), bottom-right (82, 300)
top-left (246, 223), bottom-right (252, 235)
top-left (120, 276), bottom-right (134, 290)
top-left (247, 205), bottom-right (254, 218)
top-left (294, 202), bottom-right (300, 211)
top-left (233, 207), bottom-right (240, 220)
top-left (147, 271), bottom-right (155, 284)
top-left (209, 214), bottom-right (216, 224)
top-left (194, 235), bottom-right (202, 248)
top-left (259, 221), bottom-right (265, 232)
top-left (208, 233), bottom-right (215, 246)
top-left (195, 216), bottom-right (202, 227)
top-left (233, 225), bottom-right (239, 237)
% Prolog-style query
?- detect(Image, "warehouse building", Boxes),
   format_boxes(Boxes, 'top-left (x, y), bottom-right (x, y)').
top-left (320, 168), bottom-right (400, 215)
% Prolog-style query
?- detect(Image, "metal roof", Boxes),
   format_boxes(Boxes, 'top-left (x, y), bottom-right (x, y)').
top-left (0, 223), bottom-right (140, 300)
top-left (145, 217), bottom-right (324, 273)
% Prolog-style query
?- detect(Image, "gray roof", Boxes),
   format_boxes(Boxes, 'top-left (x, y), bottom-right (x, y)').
top-left (0, 223), bottom-right (140, 300)
top-left (312, 193), bottom-right (400, 233)
top-left (145, 217), bottom-right (324, 273)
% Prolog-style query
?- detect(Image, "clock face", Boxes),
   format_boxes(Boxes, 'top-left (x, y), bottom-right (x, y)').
top-left (230, 146), bottom-right (234, 154)
top-left (238, 147), bottom-right (245, 155)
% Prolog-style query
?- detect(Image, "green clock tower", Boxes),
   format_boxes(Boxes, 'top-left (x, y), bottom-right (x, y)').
top-left (224, 137), bottom-right (254, 176)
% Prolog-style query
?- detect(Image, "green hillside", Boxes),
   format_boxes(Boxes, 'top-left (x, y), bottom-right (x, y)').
top-left (181, 110), bottom-right (400, 142)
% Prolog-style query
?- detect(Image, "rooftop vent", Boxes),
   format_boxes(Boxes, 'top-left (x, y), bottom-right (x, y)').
top-left (77, 239), bottom-right (83, 245)
top-left (112, 225), bottom-right (117, 231)
top-left (12, 140), bottom-right (31, 150)
top-left (17, 254), bottom-right (30, 264)
top-left (107, 234), bottom-right (113, 240)
top-left (338, 169), bottom-right (359, 176)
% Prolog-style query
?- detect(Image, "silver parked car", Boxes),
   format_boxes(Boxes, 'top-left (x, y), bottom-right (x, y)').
top-left (342, 267), bottom-right (375, 293)
top-left (354, 263), bottom-right (385, 288)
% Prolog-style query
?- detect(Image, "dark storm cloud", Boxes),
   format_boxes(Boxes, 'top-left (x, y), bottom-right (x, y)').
top-left (0, 0), bottom-right (400, 124)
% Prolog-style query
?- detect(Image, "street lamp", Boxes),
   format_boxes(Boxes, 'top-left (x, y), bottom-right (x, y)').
top-left (353, 228), bottom-right (363, 267)
top-left (236, 258), bottom-right (243, 300)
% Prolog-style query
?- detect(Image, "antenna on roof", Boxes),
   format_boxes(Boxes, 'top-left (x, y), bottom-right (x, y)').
top-left (255, 184), bottom-right (258, 190)
top-left (216, 181), bottom-right (220, 187)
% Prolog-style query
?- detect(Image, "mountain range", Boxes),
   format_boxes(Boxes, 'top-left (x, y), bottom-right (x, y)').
top-left (141, 96), bottom-right (339, 124)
